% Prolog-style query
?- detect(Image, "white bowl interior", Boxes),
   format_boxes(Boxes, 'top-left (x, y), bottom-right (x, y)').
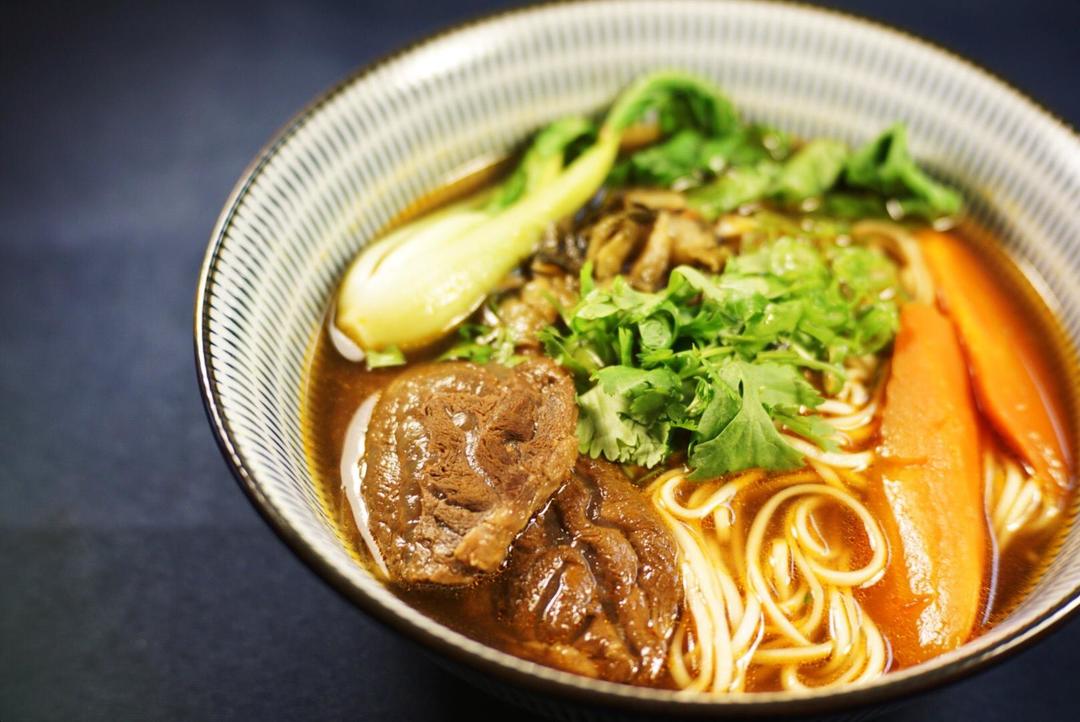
top-left (198, 0), bottom-right (1080, 707)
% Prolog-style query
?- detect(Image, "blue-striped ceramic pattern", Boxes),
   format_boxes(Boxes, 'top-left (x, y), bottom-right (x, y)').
top-left (195, 1), bottom-right (1080, 718)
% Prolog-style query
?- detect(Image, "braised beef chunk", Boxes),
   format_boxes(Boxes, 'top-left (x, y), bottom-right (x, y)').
top-left (497, 457), bottom-right (682, 684)
top-left (496, 274), bottom-right (578, 349)
top-left (361, 358), bottom-right (578, 585)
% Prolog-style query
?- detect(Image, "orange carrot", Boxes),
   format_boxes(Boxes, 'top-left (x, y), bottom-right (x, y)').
top-left (919, 229), bottom-right (1071, 493)
top-left (861, 303), bottom-right (987, 666)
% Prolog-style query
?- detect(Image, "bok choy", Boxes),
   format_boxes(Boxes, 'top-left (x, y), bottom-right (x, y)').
top-left (334, 71), bottom-right (737, 356)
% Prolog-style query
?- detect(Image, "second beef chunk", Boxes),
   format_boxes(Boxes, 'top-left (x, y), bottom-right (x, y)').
top-left (361, 358), bottom-right (578, 585)
top-left (496, 457), bottom-right (683, 685)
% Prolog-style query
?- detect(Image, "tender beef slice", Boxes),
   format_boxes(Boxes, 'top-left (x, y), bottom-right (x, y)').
top-left (361, 359), bottom-right (578, 585)
top-left (497, 457), bottom-right (683, 685)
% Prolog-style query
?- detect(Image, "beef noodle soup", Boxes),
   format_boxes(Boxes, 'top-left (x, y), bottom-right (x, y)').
top-left (302, 72), bottom-right (1076, 693)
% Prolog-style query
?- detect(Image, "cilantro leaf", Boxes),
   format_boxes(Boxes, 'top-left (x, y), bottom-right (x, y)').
top-left (440, 322), bottom-right (523, 366)
top-left (688, 361), bottom-right (805, 479)
top-left (577, 375), bottom-right (671, 467)
top-left (365, 345), bottom-right (406, 369)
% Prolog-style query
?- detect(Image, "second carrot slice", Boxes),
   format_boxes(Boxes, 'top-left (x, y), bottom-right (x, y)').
top-left (861, 303), bottom-right (987, 666)
top-left (919, 229), bottom-right (1070, 494)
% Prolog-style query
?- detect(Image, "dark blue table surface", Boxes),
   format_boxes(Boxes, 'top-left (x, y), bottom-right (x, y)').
top-left (2, 1), bottom-right (1078, 720)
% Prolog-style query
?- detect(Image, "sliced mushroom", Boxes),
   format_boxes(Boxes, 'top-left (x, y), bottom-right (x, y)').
top-left (669, 212), bottom-right (729, 272)
top-left (629, 212), bottom-right (674, 291)
top-left (624, 188), bottom-right (688, 212)
top-left (585, 209), bottom-right (651, 280)
top-left (565, 191), bottom-right (732, 290)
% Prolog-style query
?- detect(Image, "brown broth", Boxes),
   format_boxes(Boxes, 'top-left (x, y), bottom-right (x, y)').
top-left (300, 167), bottom-right (1078, 689)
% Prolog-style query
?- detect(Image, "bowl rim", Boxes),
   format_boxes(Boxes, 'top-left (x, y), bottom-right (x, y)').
top-left (194, 0), bottom-right (1080, 715)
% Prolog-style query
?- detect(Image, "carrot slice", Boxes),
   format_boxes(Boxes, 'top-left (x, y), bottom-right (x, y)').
top-left (861, 303), bottom-right (986, 666)
top-left (919, 229), bottom-right (1071, 493)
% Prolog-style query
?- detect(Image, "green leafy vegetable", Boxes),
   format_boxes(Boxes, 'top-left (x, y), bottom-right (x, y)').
top-left (439, 322), bottom-right (523, 366)
top-left (684, 162), bottom-right (778, 218)
top-left (687, 361), bottom-right (807, 478)
top-left (605, 71), bottom-right (740, 137)
top-left (543, 236), bottom-right (902, 479)
top-left (842, 124), bottom-right (962, 217)
top-left (487, 117), bottom-right (597, 211)
top-left (771, 139), bottom-right (849, 203)
top-left (577, 366), bottom-right (678, 467)
top-left (608, 125), bottom-right (791, 189)
top-left (608, 130), bottom-right (727, 188)
top-left (364, 345), bottom-right (406, 369)
top-left (601, 95), bottom-right (961, 222)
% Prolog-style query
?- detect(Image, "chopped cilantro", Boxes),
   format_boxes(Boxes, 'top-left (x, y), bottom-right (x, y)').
top-left (542, 235), bottom-right (902, 479)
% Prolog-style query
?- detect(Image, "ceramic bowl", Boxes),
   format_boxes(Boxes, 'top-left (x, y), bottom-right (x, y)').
top-left (196, 1), bottom-right (1080, 718)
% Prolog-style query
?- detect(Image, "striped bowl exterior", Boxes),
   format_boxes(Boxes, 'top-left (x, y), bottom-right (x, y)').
top-left (195, 1), bottom-right (1080, 718)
